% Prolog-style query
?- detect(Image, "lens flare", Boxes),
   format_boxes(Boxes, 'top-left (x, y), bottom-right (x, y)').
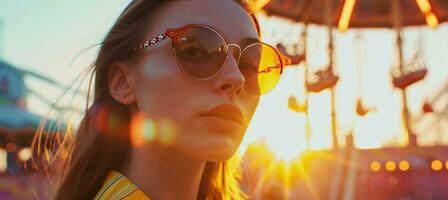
top-left (142, 118), bottom-right (156, 141)
top-left (94, 104), bottom-right (122, 134)
top-left (131, 113), bottom-right (156, 146)
top-left (131, 113), bottom-right (178, 146)
top-left (158, 119), bottom-right (177, 145)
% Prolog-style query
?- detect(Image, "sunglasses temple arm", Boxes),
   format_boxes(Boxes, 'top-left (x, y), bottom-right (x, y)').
top-left (134, 33), bottom-right (169, 51)
top-left (280, 54), bottom-right (292, 66)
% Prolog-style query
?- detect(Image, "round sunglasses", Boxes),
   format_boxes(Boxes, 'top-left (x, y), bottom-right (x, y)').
top-left (135, 24), bottom-right (290, 95)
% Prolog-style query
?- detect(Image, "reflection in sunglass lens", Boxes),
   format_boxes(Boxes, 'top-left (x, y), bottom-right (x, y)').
top-left (239, 43), bottom-right (282, 95)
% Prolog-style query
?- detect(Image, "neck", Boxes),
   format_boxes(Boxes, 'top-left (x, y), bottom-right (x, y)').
top-left (122, 142), bottom-right (205, 200)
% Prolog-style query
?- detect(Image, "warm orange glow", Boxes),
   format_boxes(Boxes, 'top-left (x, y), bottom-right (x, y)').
top-left (245, 14), bottom-right (448, 160)
top-left (398, 160), bottom-right (410, 171)
top-left (370, 161), bottom-right (381, 172)
top-left (445, 161), bottom-right (448, 170)
top-left (415, 0), bottom-right (439, 28)
top-left (385, 161), bottom-right (396, 171)
top-left (338, 0), bottom-right (357, 32)
top-left (431, 160), bottom-right (443, 171)
top-left (252, 159), bottom-right (282, 196)
top-left (245, 147), bottom-right (328, 199)
top-left (295, 152), bottom-right (325, 199)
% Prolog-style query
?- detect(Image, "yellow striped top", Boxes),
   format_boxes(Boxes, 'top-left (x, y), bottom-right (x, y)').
top-left (94, 171), bottom-right (151, 200)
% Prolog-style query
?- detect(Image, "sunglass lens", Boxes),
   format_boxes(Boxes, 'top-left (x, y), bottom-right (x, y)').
top-left (174, 27), bottom-right (227, 79)
top-left (239, 43), bottom-right (282, 95)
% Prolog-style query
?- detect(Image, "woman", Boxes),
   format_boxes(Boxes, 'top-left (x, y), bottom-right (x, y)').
top-left (53, 0), bottom-right (288, 199)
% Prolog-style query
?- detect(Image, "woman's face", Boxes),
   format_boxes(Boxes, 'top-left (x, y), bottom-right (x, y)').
top-left (128, 0), bottom-right (260, 161)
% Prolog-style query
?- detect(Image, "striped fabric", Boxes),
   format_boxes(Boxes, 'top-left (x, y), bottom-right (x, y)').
top-left (94, 171), bottom-right (151, 200)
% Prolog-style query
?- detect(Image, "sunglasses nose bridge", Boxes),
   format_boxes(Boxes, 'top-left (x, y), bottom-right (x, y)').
top-left (226, 44), bottom-right (242, 61)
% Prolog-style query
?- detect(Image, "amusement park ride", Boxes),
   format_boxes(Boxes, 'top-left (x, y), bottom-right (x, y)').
top-left (240, 0), bottom-right (448, 199)
top-left (266, 0), bottom-right (448, 148)
top-left (0, 59), bottom-right (79, 199)
top-left (0, 0), bottom-right (447, 199)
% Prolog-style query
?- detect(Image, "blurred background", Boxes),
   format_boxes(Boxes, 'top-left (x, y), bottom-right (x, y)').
top-left (0, 0), bottom-right (447, 199)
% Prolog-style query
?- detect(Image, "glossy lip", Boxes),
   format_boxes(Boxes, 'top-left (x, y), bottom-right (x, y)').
top-left (200, 104), bottom-right (244, 126)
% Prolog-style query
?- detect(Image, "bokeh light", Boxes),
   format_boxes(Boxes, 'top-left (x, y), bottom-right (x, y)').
top-left (6, 143), bottom-right (16, 152)
top-left (398, 160), bottom-right (410, 171)
top-left (370, 161), bottom-right (381, 172)
top-left (431, 160), bottom-right (443, 171)
top-left (385, 161), bottom-right (396, 172)
top-left (0, 148), bottom-right (6, 172)
top-left (387, 176), bottom-right (398, 186)
top-left (18, 148), bottom-right (32, 161)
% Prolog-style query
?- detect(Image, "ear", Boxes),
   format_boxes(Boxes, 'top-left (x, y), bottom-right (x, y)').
top-left (108, 62), bottom-right (136, 105)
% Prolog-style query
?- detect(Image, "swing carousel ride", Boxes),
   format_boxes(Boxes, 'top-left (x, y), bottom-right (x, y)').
top-left (266, 0), bottom-right (448, 148)
top-left (239, 0), bottom-right (448, 199)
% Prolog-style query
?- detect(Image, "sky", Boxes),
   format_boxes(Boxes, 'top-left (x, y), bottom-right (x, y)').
top-left (1, 0), bottom-right (447, 160)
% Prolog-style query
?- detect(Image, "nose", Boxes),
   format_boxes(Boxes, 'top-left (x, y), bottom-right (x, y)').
top-left (213, 45), bottom-right (245, 97)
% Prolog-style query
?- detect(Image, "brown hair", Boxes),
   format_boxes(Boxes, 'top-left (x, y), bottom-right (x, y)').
top-left (45, 0), bottom-right (260, 199)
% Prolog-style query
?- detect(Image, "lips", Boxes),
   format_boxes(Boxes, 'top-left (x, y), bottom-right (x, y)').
top-left (200, 104), bottom-right (244, 125)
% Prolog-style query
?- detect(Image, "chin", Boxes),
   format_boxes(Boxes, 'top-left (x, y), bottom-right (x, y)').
top-left (179, 139), bottom-right (241, 162)
top-left (198, 144), bottom-right (240, 162)
top-left (175, 121), bottom-right (245, 162)
top-left (206, 148), bottom-right (239, 162)
top-left (204, 136), bottom-right (243, 162)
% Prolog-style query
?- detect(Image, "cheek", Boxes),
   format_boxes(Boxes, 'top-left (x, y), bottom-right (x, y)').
top-left (238, 93), bottom-right (260, 124)
top-left (133, 57), bottom-right (194, 121)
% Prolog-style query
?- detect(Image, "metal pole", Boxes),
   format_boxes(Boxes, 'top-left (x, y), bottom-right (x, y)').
top-left (325, 0), bottom-right (339, 149)
top-left (301, 0), bottom-right (315, 151)
top-left (302, 22), bottom-right (311, 150)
